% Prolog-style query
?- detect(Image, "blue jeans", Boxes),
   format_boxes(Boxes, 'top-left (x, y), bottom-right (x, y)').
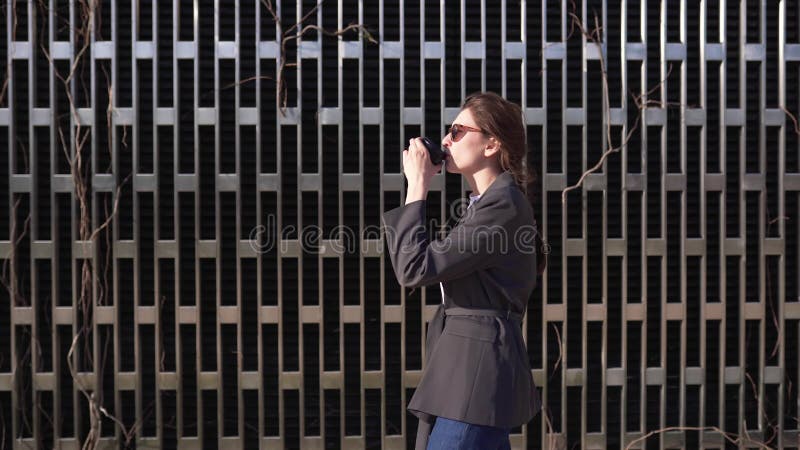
top-left (426, 417), bottom-right (511, 450)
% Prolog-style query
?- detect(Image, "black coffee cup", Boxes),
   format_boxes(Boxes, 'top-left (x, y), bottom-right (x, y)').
top-left (419, 137), bottom-right (446, 165)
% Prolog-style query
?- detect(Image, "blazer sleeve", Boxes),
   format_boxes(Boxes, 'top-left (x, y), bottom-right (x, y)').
top-left (381, 195), bottom-right (517, 289)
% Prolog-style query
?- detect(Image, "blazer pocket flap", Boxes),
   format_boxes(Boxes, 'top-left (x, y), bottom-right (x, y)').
top-left (444, 317), bottom-right (496, 342)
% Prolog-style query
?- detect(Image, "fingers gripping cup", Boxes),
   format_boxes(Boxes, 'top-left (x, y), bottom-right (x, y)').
top-left (419, 137), bottom-right (447, 166)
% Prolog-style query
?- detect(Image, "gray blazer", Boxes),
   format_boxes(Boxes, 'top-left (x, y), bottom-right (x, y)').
top-left (381, 171), bottom-right (542, 449)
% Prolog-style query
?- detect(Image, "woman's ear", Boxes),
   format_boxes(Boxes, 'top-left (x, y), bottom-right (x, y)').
top-left (483, 137), bottom-right (501, 157)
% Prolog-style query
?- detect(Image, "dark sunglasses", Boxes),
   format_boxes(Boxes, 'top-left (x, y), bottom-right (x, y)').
top-left (448, 123), bottom-right (484, 142)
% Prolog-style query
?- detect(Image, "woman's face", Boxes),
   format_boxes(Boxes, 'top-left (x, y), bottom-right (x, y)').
top-left (441, 108), bottom-right (491, 175)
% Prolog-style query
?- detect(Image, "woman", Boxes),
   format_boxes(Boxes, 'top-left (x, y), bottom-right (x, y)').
top-left (382, 92), bottom-right (546, 450)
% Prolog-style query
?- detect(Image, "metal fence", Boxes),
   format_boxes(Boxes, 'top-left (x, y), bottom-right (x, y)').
top-left (1, 0), bottom-right (799, 448)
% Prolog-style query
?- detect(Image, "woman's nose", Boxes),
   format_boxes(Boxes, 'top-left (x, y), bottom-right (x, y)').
top-left (441, 133), bottom-right (451, 148)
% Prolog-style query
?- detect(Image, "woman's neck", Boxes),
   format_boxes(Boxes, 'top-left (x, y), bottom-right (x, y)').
top-left (466, 167), bottom-right (502, 195)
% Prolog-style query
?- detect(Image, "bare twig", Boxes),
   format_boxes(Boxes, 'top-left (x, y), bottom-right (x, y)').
top-left (541, 407), bottom-right (560, 449)
top-left (549, 323), bottom-right (564, 381)
top-left (0, 196), bottom-right (32, 307)
top-left (260, 0), bottom-right (377, 114)
top-left (624, 425), bottom-right (772, 450)
top-left (4, 1), bottom-right (139, 448)
top-left (765, 214), bottom-right (787, 360)
top-left (101, 62), bottom-right (115, 174)
top-left (782, 106), bottom-right (800, 136)
top-left (0, 0), bottom-right (19, 106)
top-left (10, 327), bottom-right (35, 438)
top-left (560, 5), bottom-right (676, 204)
top-left (742, 369), bottom-right (780, 447)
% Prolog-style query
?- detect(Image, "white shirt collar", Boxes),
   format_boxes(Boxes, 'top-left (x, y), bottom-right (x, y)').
top-left (468, 192), bottom-right (481, 208)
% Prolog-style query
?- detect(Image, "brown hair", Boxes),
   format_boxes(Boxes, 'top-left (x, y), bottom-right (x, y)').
top-left (462, 91), bottom-right (547, 275)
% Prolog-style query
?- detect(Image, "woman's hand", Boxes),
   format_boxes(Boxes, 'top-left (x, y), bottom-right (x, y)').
top-left (402, 137), bottom-right (443, 187)
top-left (402, 138), bottom-right (443, 204)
